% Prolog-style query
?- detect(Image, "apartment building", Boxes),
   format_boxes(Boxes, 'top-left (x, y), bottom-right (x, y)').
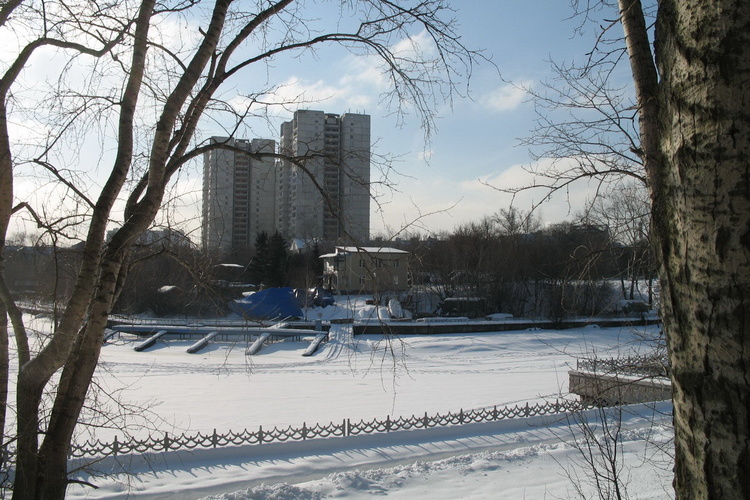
top-left (202, 111), bottom-right (371, 254)
top-left (276, 110), bottom-right (370, 244)
top-left (201, 137), bottom-right (276, 254)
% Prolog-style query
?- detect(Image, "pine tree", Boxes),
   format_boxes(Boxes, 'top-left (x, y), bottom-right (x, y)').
top-left (265, 232), bottom-right (288, 287)
top-left (248, 231), bottom-right (269, 286)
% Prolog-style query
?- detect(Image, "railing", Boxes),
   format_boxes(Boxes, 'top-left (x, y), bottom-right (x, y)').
top-left (576, 353), bottom-right (670, 377)
top-left (58, 399), bottom-right (584, 459)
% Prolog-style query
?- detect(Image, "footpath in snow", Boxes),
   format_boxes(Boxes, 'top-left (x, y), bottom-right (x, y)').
top-left (68, 401), bottom-right (673, 500)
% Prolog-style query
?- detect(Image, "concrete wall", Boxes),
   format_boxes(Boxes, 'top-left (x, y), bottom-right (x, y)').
top-left (569, 370), bottom-right (671, 405)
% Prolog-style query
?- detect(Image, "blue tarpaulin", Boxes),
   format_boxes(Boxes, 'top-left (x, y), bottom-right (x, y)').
top-left (229, 287), bottom-right (304, 320)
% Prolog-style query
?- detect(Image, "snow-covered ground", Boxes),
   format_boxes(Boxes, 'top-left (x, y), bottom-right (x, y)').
top-left (16, 299), bottom-right (674, 499)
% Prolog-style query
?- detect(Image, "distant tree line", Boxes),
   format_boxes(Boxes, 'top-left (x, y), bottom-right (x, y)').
top-left (3, 228), bottom-right (328, 317)
top-left (399, 205), bottom-right (655, 319)
top-left (5, 203), bottom-right (653, 320)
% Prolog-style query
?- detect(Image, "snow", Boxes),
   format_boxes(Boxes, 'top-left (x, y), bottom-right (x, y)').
top-left (69, 404), bottom-right (673, 500)
top-left (484, 313), bottom-right (514, 321)
top-left (13, 300), bottom-right (674, 499)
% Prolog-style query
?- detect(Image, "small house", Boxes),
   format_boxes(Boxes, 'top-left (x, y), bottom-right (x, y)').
top-left (320, 246), bottom-right (410, 293)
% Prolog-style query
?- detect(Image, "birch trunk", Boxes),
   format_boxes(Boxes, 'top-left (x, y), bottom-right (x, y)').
top-left (654, 1), bottom-right (750, 497)
top-left (620, 0), bottom-right (750, 497)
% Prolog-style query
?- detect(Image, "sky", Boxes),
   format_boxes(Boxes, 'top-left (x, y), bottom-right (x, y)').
top-left (211, 0), bottom-right (631, 238)
top-left (222, 0), bottom-right (616, 238)
top-left (6, 0), bottom-right (633, 242)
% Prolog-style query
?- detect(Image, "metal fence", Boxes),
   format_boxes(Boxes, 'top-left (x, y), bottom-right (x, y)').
top-left (62, 399), bottom-right (585, 459)
top-left (576, 353), bottom-right (670, 377)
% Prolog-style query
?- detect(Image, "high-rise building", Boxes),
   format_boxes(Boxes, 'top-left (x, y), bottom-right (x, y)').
top-left (276, 110), bottom-right (370, 244)
top-left (202, 137), bottom-right (276, 254)
top-left (202, 111), bottom-right (371, 255)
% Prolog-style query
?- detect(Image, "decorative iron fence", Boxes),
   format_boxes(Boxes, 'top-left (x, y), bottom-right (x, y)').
top-left (56, 399), bottom-right (584, 459)
top-left (576, 353), bottom-right (670, 377)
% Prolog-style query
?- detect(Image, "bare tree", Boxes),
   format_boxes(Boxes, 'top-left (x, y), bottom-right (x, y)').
top-left (561, 405), bottom-right (630, 500)
top-left (491, 1), bottom-right (651, 214)
top-left (0, 1), bottom-right (479, 498)
top-left (582, 180), bottom-right (654, 304)
top-left (502, 0), bottom-right (750, 497)
top-left (625, 1), bottom-right (750, 497)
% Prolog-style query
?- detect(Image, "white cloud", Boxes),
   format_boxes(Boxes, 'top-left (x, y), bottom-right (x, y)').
top-left (155, 175), bottom-right (204, 241)
top-left (392, 30), bottom-right (437, 59)
top-left (418, 150), bottom-right (434, 161)
top-left (482, 83), bottom-right (530, 112)
top-left (267, 78), bottom-right (339, 106)
top-left (9, 176), bottom-right (93, 240)
top-left (152, 16), bottom-right (205, 52)
top-left (468, 158), bottom-right (596, 218)
top-left (228, 28), bottom-right (450, 121)
top-left (7, 118), bottom-right (52, 149)
top-left (370, 158), bottom-right (599, 237)
top-left (251, 75), bottom-right (375, 113)
top-left (339, 55), bottom-right (390, 94)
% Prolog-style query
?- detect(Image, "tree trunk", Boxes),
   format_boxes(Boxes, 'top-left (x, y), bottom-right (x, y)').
top-left (0, 298), bottom-right (7, 450)
top-left (12, 378), bottom-right (45, 499)
top-left (36, 254), bottom-right (124, 498)
top-left (622, 0), bottom-right (750, 496)
top-left (0, 94), bottom-right (14, 464)
top-left (653, 1), bottom-right (750, 498)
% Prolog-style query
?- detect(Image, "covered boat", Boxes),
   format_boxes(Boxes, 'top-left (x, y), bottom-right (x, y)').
top-left (229, 287), bottom-right (304, 320)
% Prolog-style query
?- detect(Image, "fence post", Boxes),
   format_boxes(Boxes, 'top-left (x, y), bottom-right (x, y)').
top-left (85, 399), bottom-right (586, 457)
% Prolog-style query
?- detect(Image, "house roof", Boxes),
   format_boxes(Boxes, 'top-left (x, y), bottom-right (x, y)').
top-left (319, 246), bottom-right (409, 259)
top-left (319, 252), bottom-right (348, 258)
top-left (335, 246), bottom-right (409, 254)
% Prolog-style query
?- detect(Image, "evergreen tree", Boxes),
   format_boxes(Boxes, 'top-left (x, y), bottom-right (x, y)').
top-left (248, 231), bottom-right (269, 286)
top-left (265, 232), bottom-right (288, 287)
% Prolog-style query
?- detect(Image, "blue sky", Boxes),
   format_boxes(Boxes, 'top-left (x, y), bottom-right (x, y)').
top-left (186, 0), bottom-right (621, 238)
top-left (7, 1), bottom-right (631, 241)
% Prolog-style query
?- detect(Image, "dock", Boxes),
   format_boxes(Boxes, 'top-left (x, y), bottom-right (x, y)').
top-left (112, 322), bottom-right (330, 356)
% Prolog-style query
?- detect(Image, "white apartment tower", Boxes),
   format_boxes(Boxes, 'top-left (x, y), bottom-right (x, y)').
top-left (276, 110), bottom-right (370, 244)
top-left (202, 137), bottom-right (276, 253)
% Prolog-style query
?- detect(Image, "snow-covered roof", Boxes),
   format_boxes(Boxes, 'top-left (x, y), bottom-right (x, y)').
top-left (335, 246), bottom-right (409, 254)
top-left (319, 252), bottom-right (348, 259)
